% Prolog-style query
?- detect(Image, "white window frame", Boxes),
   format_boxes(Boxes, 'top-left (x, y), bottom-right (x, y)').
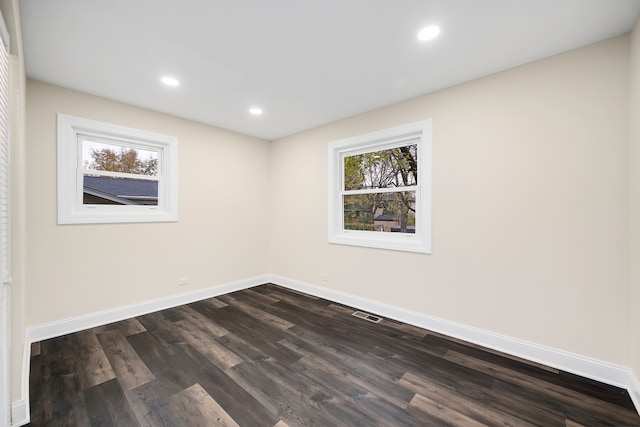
top-left (57, 114), bottom-right (178, 224)
top-left (328, 120), bottom-right (432, 253)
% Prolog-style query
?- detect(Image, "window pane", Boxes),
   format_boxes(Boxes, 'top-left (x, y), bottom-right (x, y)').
top-left (344, 144), bottom-right (417, 191)
top-left (83, 175), bottom-right (158, 206)
top-left (82, 139), bottom-right (158, 176)
top-left (343, 191), bottom-right (415, 233)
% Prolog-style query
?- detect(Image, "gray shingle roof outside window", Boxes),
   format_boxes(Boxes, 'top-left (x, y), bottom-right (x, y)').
top-left (84, 176), bottom-right (158, 198)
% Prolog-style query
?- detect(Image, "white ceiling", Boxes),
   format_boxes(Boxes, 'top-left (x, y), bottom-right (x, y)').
top-left (19, 0), bottom-right (640, 141)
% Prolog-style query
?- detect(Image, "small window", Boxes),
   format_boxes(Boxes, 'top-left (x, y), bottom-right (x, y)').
top-left (57, 114), bottom-right (178, 224)
top-left (328, 120), bottom-right (432, 253)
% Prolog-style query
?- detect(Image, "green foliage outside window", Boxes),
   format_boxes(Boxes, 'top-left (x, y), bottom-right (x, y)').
top-left (87, 148), bottom-right (158, 176)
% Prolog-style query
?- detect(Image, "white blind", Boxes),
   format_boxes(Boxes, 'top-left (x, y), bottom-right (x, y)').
top-left (0, 16), bottom-right (9, 288)
top-left (0, 10), bottom-right (9, 427)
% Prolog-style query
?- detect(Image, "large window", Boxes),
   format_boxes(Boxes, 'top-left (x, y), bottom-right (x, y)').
top-left (57, 114), bottom-right (178, 224)
top-left (328, 120), bottom-right (431, 253)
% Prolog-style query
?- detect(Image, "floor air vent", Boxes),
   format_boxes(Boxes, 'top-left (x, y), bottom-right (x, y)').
top-left (352, 311), bottom-right (382, 323)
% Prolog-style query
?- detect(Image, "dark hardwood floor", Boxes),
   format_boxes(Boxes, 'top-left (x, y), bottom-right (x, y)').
top-left (28, 283), bottom-right (640, 426)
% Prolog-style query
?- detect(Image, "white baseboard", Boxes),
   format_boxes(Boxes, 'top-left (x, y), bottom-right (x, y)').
top-left (631, 371), bottom-right (640, 416)
top-left (11, 275), bottom-right (268, 426)
top-left (25, 275), bottom-right (268, 344)
top-left (268, 274), bottom-right (640, 415)
top-left (12, 274), bottom-right (640, 422)
top-left (10, 400), bottom-right (26, 427)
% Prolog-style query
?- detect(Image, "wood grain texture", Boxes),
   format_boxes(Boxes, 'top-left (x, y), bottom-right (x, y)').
top-left (163, 384), bottom-right (239, 427)
top-left (96, 329), bottom-right (154, 391)
top-left (73, 330), bottom-right (116, 390)
top-left (28, 283), bottom-right (640, 426)
top-left (84, 378), bottom-right (139, 427)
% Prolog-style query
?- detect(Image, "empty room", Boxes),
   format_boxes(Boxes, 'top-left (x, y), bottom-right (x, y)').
top-left (1, 0), bottom-right (640, 425)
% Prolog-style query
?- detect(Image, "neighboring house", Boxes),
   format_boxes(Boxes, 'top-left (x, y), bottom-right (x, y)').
top-left (83, 175), bottom-right (158, 205)
top-left (373, 214), bottom-right (399, 232)
top-left (373, 214), bottom-right (416, 233)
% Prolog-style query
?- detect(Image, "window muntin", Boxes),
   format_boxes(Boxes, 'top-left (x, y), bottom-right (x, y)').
top-left (328, 120), bottom-right (431, 253)
top-left (58, 114), bottom-right (178, 224)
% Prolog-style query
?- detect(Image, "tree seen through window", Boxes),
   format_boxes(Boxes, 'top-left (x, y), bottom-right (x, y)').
top-left (343, 144), bottom-right (417, 233)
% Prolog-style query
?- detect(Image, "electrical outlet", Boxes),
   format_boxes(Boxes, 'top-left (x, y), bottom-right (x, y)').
top-left (177, 277), bottom-right (190, 286)
top-left (320, 274), bottom-right (329, 282)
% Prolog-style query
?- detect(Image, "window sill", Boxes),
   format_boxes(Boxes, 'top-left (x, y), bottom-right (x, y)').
top-left (328, 231), bottom-right (431, 254)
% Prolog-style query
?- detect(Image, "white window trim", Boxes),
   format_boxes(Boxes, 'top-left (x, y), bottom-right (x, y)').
top-left (328, 120), bottom-right (432, 254)
top-left (57, 114), bottom-right (178, 224)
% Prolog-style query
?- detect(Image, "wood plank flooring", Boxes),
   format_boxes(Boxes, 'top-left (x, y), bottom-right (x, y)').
top-left (28, 283), bottom-right (640, 426)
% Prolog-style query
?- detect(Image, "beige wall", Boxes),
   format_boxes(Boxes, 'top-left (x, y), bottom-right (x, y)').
top-left (630, 17), bottom-right (640, 380)
top-left (270, 35), bottom-right (631, 365)
top-left (15, 21), bottom-right (639, 411)
top-left (25, 80), bottom-right (271, 325)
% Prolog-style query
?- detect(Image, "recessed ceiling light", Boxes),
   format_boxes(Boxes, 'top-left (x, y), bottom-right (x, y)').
top-left (161, 76), bottom-right (180, 87)
top-left (249, 107), bottom-right (263, 115)
top-left (417, 25), bottom-right (440, 41)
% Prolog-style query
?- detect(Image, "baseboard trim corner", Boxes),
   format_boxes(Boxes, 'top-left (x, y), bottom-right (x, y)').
top-left (26, 275), bottom-right (268, 344)
top-left (630, 371), bottom-right (640, 416)
top-left (18, 274), bottom-right (269, 426)
top-left (267, 274), bottom-right (639, 413)
top-left (17, 274), bottom-right (640, 418)
top-left (10, 399), bottom-right (27, 427)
